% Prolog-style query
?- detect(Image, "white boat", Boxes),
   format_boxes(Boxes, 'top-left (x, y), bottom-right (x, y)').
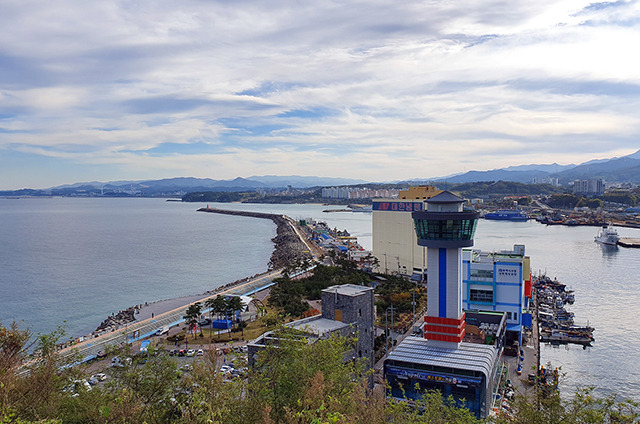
top-left (594, 224), bottom-right (619, 246)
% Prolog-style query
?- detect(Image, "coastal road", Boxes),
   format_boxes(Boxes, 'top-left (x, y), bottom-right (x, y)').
top-left (284, 216), bottom-right (324, 260)
top-left (55, 269), bottom-right (283, 365)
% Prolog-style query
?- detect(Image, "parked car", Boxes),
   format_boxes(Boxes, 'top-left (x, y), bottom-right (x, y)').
top-left (186, 349), bottom-right (195, 357)
top-left (196, 349), bottom-right (204, 356)
top-left (88, 373), bottom-right (107, 385)
top-left (111, 356), bottom-right (132, 368)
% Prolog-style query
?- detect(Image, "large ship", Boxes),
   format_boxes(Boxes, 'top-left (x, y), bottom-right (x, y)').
top-left (594, 224), bottom-right (619, 246)
top-left (484, 210), bottom-right (529, 221)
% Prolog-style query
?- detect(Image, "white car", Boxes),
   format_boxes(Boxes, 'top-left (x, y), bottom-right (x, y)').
top-left (89, 373), bottom-right (107, 385)
top-left (111, 356), bottom-right (132, 367)
top-left (196, 349), bottom-right (204, 356)
top-left (219, 365), bottom-right (233, 374)
top-left (186, 349), bottom-right (195, 357)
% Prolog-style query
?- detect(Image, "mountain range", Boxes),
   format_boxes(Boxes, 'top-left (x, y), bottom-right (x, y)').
top-left (413, 149), bottom-right (640, 185)
top-left (1, 150), bottom-right (638, 197)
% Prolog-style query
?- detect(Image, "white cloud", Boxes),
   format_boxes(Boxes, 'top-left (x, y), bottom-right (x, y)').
top-left (0, 0), bottom-right (639, 188)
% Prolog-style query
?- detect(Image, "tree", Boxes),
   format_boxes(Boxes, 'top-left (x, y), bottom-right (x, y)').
top-left (182, 302), bottom-right (202, 340)
top-left (208, 295), bottom-right (229, 340)
top-left (227, 296), bottom-right (245, 337)
top-left (490, 386), bottom-right (639, 424)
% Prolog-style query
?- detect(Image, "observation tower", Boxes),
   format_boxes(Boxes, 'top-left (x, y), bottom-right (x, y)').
top-left (411, 191), bottom-right (479, 348)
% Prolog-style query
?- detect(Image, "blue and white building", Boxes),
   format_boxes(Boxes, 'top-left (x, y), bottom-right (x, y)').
top-left (462, 245), bottom-right (531, 346)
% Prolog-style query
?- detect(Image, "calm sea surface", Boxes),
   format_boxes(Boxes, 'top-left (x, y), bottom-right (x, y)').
top-left (1, 198), bottom-right (638, 400)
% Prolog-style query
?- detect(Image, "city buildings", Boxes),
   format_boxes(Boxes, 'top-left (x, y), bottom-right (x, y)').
top-left (321, 186), bottom-right (399, 199)
top-left (572, 179), bottom-right (605, 196)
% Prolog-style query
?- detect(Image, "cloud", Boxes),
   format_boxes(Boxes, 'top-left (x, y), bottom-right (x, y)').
top-left (1, 0), bottom-right (639, 189)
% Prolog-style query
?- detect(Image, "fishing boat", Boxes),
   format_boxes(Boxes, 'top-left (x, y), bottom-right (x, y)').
top-left (594, 224), bottom-right (619, 246)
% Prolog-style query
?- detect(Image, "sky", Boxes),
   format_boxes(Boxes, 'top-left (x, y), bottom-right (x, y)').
top-left (1, 1), bottom-right (640, 189)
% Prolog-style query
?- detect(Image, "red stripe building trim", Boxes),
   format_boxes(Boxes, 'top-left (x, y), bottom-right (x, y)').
top-left (424, 314), bottom-right (466, 342)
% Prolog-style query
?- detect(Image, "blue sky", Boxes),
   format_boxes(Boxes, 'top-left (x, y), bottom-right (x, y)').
top-left (1, 0), bottom-right (639, 189)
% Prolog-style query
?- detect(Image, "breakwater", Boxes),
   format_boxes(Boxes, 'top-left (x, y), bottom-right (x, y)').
top-left (197, 207), bottom-right (312, 269)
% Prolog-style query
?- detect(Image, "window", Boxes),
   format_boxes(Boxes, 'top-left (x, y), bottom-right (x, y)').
top-left (470, 269), bottom-right (494, 279)
top-left (469, 288), bottom-right (493, 303)
top-left (414, 217), bottom-right (478, 241)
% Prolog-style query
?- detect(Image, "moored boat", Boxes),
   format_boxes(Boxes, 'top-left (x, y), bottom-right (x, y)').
top-left (594, 224), bottom-right (619, 246)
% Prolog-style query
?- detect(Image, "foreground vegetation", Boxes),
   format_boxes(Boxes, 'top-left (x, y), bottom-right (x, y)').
top-left (2, 323), bottom-right (482, 424)
top-left (2, 325), bottom-right (639, 423)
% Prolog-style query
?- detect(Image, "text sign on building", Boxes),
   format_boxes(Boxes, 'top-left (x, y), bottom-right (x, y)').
top-left (373, 202), bottom-right (423, 212)
top-left (386, 366), bottom-right (481, 387)
top-left (496, 264), bottom-right (521, 283)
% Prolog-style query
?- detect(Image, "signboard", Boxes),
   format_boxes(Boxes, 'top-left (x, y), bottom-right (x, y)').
top-left (373, 202), bottom-right (423, 212)
top-left (495, 264), bottom-right (521, 284)
top-left (386, 366), bottom-right (482, 387)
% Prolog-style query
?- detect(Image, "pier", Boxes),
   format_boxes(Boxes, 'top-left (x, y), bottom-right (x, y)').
top-left (618, 237), bottom-right (640, 248)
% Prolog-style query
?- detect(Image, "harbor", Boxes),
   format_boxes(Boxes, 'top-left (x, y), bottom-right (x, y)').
top-left (534, 275), bottom-right (594, 346)
top-left (3, 199), bottom-right (640, 401)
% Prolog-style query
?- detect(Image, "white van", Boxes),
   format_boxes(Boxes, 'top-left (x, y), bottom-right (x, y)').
top-left (155, 326), bottom-right (169, 336)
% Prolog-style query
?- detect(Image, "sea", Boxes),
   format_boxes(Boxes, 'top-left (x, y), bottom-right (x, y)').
top-left (1, 197), bottom-right (639, 401)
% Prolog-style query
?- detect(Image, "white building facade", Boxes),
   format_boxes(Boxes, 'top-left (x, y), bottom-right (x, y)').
top-left (372, 186), bottom-right (442, 278)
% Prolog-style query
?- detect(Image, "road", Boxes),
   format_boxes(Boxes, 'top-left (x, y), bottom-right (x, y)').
top-left (55, 269), bottom-right (283, 365)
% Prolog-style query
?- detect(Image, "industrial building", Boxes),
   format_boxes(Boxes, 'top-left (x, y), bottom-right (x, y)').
top-left (372, 186), bottom-right (441, 278)
top-left (384, 191), bottom-right (504, 418)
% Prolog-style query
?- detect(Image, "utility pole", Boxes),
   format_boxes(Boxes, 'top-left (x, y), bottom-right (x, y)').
top-left (386, 304), bottom-right (395, 357)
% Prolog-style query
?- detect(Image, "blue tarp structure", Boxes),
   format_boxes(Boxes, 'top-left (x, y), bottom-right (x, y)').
top-left (211, 319), bottom-right (233, 329)
top-left (139, 340), bottom-right (150, 353)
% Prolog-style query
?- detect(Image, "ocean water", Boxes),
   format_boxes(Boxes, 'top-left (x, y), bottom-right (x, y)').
top-left (0, 198), bottom-right (275, 338)
top-left (1, 198), bottom-right (638, 401)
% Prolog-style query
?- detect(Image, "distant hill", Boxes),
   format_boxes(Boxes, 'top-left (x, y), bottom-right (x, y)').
top-left (0, 175), bottom-right (368, 197)
top-left (427, 149), bottom-right (640, 185)
top-left (2, 150), bottom-right (638, 197)
top-left (555, 157), bottom-right (640, 184)
top-left (437, 169), bottom-right (550, 184)
top-left (248, 175), bottom-right (367, 187)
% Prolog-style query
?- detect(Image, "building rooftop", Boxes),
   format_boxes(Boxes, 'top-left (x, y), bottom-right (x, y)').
top-left (323, 284), bottom-right (374, 297)
top-left (287, 316), bottom-right (350, 336)
top-left (386, 337), bottom-right (498, 379)
top-left (425, 190), bottom-right (464, 204)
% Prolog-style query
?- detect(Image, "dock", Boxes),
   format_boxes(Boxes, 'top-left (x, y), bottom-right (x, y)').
top-left (618, 237), bottom-right (640, 248)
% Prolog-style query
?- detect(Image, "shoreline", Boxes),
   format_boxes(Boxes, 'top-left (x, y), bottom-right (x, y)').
top-left (73, 208), bottom-right (314, 348)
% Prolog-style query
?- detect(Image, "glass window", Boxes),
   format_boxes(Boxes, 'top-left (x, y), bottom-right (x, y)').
top-left (469, 288), bottom-right (493, 303)
top-left (470, 269), bottom-right (494, 279)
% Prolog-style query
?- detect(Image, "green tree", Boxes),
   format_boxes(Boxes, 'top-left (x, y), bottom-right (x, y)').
top-left (227, 296), bottom-right (245, 337)
top-left (183, 302), bottom-right (202, 340)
